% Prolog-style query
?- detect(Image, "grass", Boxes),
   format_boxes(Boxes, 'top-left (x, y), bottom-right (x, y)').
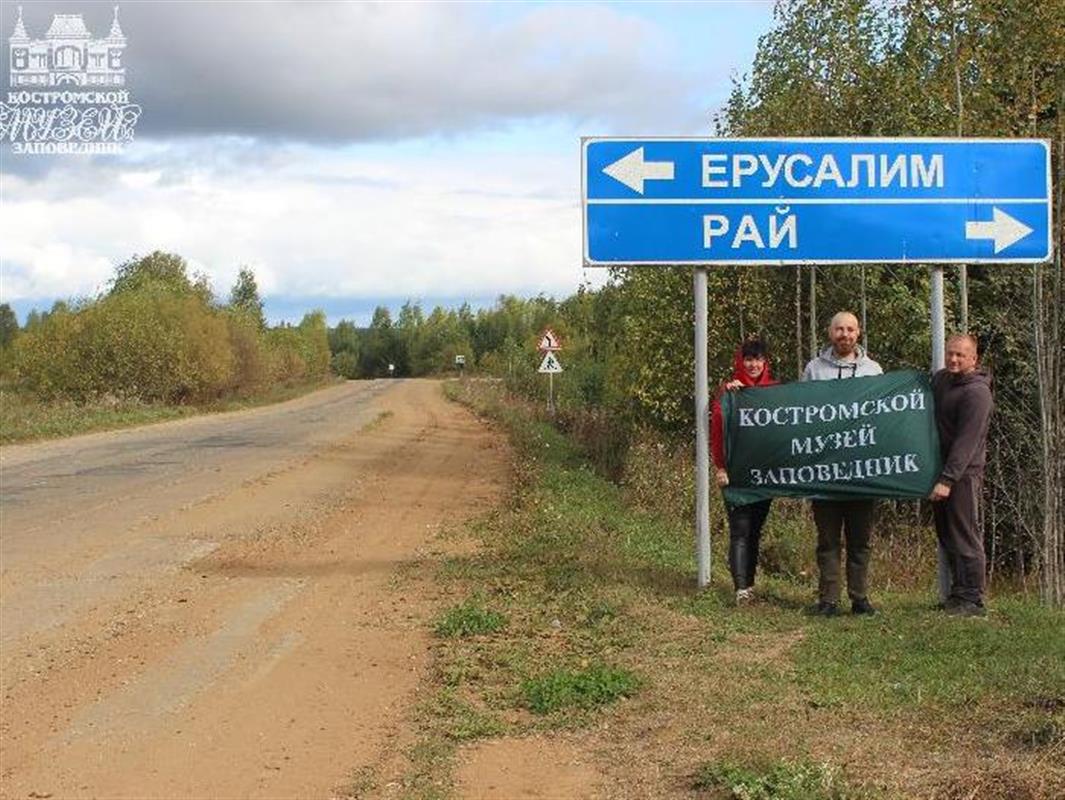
top-left (394, 379), bottom-right (1065, 799)
top-left (792, 595), bottom-right (1065, 709)
top-left (0, 378), bottom-right (338, 444)
top-left (434, 601), bottom-right (507, 638)
top-left (521, 664), bottom-right (640, 714)
top-left (692, 758), bottom-right (855, 800)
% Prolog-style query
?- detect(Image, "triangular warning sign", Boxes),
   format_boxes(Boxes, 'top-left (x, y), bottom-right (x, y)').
top-left (538, 352), bottom-right (563, 373)
top-left (537, 329), bottom-right (561, 352)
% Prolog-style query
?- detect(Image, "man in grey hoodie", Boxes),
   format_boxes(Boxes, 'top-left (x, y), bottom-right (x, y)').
top-left (802, 311), bottom-right (883, 616)
top-left (930, 334), bottom-right (993, 617)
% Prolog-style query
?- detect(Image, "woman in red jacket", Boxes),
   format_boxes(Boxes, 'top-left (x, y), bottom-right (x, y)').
top-left (711, 338), bottom-right (777, 604)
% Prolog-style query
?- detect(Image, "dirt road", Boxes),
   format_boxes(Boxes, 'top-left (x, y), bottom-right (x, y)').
top-left (0, 379), bottom-right (507, 798)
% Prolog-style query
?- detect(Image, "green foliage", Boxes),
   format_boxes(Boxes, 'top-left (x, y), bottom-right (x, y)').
top-left (328, 320), bottom-right (361, 378)
top-left (297, 310), bottom-right (330, 377)
top-left (12, 252), bottom-right (329, 404)
top-left (0, 303), bottom-right (18, 348)
top-left (793, 597), bottom-right (1065, 709)
top-left (692, 759), bottom-right (851, 800)
top-left (409, 305), bottom-right (471, 376)
top-left (228, 266), bottom-right (265, 330)
top-left (520, 664), bottom-right (639, 714)
top-left (13, 285), bottom-right (233, 402)
top-left (357, 306), bottom-right (401, 377)
top-left (0, 389), bottom-right (198, 443)
top-left (0, 381), bottom-right (331, 444)
top-left (109, 250), bottom-right (212, 304)
top-left (223, 308), bottom-right (270, 394)
top-left (434, 602), bottom-right (507, 638)
top-left (265, 311), bottom-right (330, 386)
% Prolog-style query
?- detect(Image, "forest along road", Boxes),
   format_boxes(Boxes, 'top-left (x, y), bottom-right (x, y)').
top-left (0, 379), bottom-right (508, 798)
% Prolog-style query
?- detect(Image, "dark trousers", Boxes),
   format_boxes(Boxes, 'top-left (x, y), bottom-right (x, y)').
top-left (812, 499), bottom-right (876, 604)
top-left (727, 499), bottom-right (772, 591)
top-left (933, 474), bottom-right (986, 605)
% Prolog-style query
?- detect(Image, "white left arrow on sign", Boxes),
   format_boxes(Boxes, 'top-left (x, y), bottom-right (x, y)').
top-left (602, 147), bottom-right (675, 194)
top-left (965, 207), bottom-right (1033, 254)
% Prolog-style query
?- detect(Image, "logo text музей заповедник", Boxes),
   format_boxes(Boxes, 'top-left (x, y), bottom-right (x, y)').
top-left (2, 6), bottom-right (141, 154)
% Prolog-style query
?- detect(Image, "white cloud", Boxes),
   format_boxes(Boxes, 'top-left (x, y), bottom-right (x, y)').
top-left (19, 1), bottom-right (697, 141)
top-left (1, 136), bottom-right (585, 303)
top-left (0, 2), bottom-right (774, 315)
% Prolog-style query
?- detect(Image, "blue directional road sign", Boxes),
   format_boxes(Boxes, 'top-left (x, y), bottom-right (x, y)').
top-left (582, 138), bottom-right (1052, 266)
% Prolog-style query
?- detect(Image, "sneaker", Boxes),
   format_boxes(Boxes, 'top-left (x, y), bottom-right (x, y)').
top-left (945, 600), bottom-right (987, 618)
top-left (851, 598), bottom-right (877, 616)
top-left (735, 588), bottom-right (755, 606)
top-left (810, 601), bottom-right (839, 617)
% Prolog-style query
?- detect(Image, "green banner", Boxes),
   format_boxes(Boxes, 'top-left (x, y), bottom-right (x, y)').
top-left (721, 370), bottom-right (941, 505)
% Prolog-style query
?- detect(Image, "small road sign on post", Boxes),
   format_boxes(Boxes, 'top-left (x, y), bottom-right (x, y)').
top-left (538, 329), bottom-right (562, 352)
top-left (538, 350), bottom-right (562, 416)
top-left (537, 352), bottom-right (563, 373)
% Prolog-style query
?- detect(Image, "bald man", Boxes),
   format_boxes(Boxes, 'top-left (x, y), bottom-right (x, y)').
top-left (802, 311), bottom-right (883, 617)
top-left (930, 334), bottom-right (993, 617)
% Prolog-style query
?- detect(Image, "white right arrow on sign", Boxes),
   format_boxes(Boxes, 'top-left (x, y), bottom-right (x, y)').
top-left (965, 207), bottom-right (1033, 254)
top-left (602, 147), bottom-right (675, 195)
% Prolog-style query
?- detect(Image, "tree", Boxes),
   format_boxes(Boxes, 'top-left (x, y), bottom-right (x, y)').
top-left (359, 306), bottom-right (402, 377)
top-left (297, 310), bottom-right (330, 377)
top-left (410, 306), bottom-right (471, 376)
top-left (0, 303), bottom-right (18, 348)
top-left (228, 267), bottom-right (265, 329)
top-left (110, 251), bottom-right (213, 303)
top-left (328, 320), bottom-right (361, 378)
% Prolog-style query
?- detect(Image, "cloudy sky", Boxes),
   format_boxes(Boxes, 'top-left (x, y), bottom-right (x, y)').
top-left (1, 0), bottom-right (775, 324)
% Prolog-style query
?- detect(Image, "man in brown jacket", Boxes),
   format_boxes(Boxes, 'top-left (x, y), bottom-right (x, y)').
top-left (930, 334), bottom-right (993, 617)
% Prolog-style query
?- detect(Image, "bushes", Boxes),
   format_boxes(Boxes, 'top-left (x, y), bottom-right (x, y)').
top-left (224, 310), bottom-right (271, 395)
top-left (265, 312), bottom-right (330, 386)
top-left (12, 253), bottom-right (330, 404)
top-left (14, 287), bottom-right (233, 402)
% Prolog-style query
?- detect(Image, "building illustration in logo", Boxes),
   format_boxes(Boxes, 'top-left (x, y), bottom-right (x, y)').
top-left (8, 5), bottom-right (126, 88)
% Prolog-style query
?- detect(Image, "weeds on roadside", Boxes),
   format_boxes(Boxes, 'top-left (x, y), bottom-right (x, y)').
top-left (0, 378), bottom-right (336, 444)
top-left (521, 664), bottom-right (640, 714)
top-left (434, 601), bottom-right (507, 638)
top-left (413, 380), bottom-right (1065, 799)
top-left (692, 759), bottom-right (855, 800)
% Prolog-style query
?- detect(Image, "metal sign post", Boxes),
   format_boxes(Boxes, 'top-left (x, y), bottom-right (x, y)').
top-left (694, 268), bottom-right (711, 588)
top-left (930, 265), bottom-right (952, 602)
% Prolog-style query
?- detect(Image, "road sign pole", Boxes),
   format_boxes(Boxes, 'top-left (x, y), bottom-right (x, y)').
top-left (931, 265), bottom-right (946, 369)
top-left (694, 267), bottom-right (711, 589)
top-left (959, 265), bottom-right (969, 332)
top-left (548, 372), bottom-right (555, 415)
top-left (930, 264), bottom-right (952, 603)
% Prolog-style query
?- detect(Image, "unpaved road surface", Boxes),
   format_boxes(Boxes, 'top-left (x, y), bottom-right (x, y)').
top-left (0, 379), bottom-right (507, 798)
